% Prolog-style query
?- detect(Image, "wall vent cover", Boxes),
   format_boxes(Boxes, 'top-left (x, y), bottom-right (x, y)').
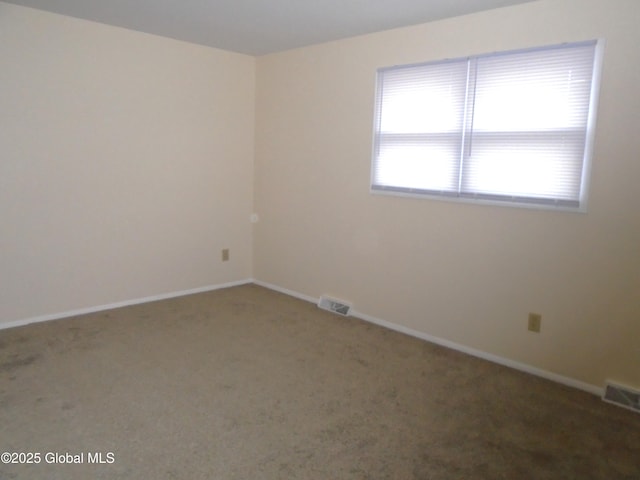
top-left (602, 381), bottom-right (640, 413)
top-left (318, 295), bottom-right (352, 316)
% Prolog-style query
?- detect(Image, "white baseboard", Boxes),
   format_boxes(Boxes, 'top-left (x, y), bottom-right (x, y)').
top-left (0, 279), bottom-right (253, 331)
top-left (3, 277), bottom-right (604, 397)
top-left (253, 280), bottom-right (603, 397)
top-left (252, 279), bottom-right (318, 304)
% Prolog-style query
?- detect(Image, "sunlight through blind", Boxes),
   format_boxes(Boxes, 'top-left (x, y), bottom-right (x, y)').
top-left (371, 40), bottom-right (601, 210)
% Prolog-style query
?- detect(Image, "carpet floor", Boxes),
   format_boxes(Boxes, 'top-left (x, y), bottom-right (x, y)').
top-left (1, 284), bottom-right (639, 479)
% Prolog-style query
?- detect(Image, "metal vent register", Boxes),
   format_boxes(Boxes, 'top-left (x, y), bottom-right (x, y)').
top-left (318, 296), bottom-right (352, 316)
top-left (603, 382), bottom-right (640, 413)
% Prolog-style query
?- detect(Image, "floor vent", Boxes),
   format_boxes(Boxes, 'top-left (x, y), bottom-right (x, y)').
top-left (318, 295), bottom-right (352, 316)
top-left (602, 381), bottom-right (640, 413)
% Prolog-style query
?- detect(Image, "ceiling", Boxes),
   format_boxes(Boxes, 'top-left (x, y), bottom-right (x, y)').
top-left (4, 0), bottom-right (537, 56)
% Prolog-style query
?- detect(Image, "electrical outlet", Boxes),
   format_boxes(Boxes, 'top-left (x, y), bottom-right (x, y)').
top-left (528, 313), bottom-right (542, 333)
top-left (222, 249), bottom-right (229, 262)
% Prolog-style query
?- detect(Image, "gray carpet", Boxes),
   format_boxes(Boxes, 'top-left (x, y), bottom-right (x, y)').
top-left (1, 284), bottom-right (638, 479)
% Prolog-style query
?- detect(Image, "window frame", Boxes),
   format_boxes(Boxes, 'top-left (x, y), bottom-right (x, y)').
top-left (370, 40), bottom-right (605, 213)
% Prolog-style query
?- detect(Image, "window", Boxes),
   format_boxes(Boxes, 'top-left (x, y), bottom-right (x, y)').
top-left (371, 40), bottom-right (603, 210)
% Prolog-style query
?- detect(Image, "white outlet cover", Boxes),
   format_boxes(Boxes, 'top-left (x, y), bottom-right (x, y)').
top-left (250, 213), bottom-right (259, 223)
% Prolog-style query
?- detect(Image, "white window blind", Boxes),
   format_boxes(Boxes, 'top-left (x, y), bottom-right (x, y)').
top-left (371, 40), bottom-right (602, 210)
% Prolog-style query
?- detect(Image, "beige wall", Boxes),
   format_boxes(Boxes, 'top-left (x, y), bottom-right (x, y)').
top-left (2, 0), bottom-right (638, 390)
top-left (254, 0), bottom-right (640, 388)
top-left (0, 3), bottom-right (255, 323)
